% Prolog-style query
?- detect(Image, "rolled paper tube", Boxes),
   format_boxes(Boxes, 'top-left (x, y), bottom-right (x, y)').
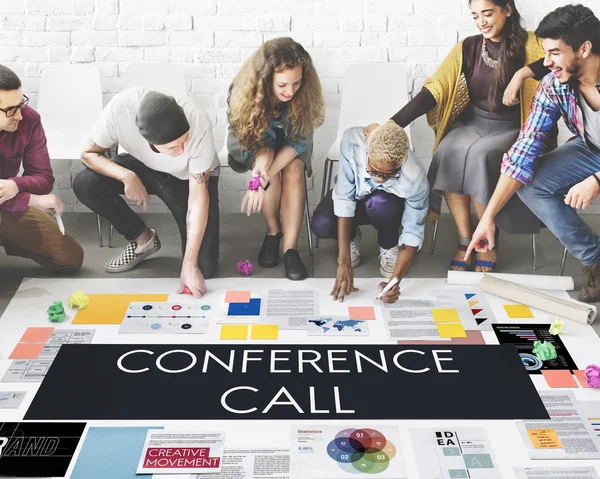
top-left (447, 271), bottom-right (574, 291)
top-left (478, 274), bottom-right (596, 324)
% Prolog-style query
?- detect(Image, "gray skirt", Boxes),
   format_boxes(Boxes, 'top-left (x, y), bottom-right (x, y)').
top-left (428, 105), bottom-right (541, 234)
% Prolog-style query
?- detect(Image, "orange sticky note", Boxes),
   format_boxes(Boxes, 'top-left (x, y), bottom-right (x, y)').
top-left (251, 324), bottom-right (279, 340)
top-left (19, 327), bottom-right (54, 343)
top-left (574, 370), bottom-right (590, 388)
top-left (527, 429), bottom-right (562, 449)
top-left (225, 291), bottom-right (251, 303)
top-left (542, 370), bottom-right (578, 388)
top-left (348, 306), bottom-right (376, 321)
top-left (9, 342), bottom-right (46, 359)
top-left (72, 294), bottom-right (169, 324)
top-left (220, 324), bottom-right (249, 340)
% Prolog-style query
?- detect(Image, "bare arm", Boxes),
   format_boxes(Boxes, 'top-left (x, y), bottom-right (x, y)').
top-left (80, 136), bottom-right (150, 210)
top-left (267, 146), bottom-right (301, 177)
top-left (184, 170), bottom-right (210, 267)
top-left (81, 136), bottom-right (130, 182)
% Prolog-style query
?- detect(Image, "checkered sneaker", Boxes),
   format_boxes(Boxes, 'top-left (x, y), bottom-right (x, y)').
top-left (104, 230), bottom-right (161, 273)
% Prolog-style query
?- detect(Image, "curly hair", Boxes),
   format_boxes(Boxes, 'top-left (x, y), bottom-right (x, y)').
top-left (226, 37), bottom-right (325, 153)
top-left (368, 122), bottom-right (410, 167)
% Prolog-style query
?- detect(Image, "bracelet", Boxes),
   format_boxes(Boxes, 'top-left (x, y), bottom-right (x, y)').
top-left (593, 173), bottom-right (600, 188)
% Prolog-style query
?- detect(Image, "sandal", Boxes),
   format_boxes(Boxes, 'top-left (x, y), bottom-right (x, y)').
top-left (474, 227), bottom-right (499, 272)
top-left (450, 237), bottom-right (473, 271)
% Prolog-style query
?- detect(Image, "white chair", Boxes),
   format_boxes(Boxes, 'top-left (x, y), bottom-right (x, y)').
top-left (100, 63), bottom-right (188, 247)
top-left (317, 63), bottom-right (412, 247)
top-left (218, 141), bottom-right (315, 261)
top-left (123, 63), bottom-right (187, 97)
top-left (38, 63), bottom-right (104, 244)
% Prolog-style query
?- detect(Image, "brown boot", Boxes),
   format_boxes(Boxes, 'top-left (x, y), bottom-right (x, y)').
top-left (578, 262), bottom-right (600, 303)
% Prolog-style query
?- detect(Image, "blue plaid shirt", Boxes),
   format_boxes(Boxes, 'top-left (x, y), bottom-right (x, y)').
top-left (502, 73), bottom-right (589, 184)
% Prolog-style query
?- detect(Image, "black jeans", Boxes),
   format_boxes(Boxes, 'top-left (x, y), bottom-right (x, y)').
top-left (73, 154), bottom-right (219, 278)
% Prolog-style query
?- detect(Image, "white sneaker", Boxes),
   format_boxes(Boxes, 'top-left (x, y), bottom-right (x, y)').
top-left (379, 245), bottom-right (398, 279)
top-left (339, 227), bottom-right (361, 268)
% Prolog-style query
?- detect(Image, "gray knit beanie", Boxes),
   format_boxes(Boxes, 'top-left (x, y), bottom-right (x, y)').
top-left (135, 91), bottom-right (190, 145)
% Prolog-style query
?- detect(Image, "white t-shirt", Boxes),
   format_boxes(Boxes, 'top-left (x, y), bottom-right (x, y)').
top-left (90, 86), bottom-right (219, 180)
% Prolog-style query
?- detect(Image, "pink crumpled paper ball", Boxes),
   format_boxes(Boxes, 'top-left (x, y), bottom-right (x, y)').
top-left (237, 260), bottom-right (253, 276)
top-left (584, 364), bottom-right (600, 388)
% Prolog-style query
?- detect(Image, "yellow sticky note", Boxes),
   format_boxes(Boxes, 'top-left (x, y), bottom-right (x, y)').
top-left (504, 304), bottom-right (534, 318)
top-left (436, 323), bottom-right (467, 338)
top-left (251, 324), bottom-right (279, 340)
top-left (527, 429), bottom-right (562, 449)
top-left (72, 294), bottom-right (169, 324)
top-left (220, 324), bottom-right (249, 340)
top-left (431, 308), bottom-right (460, 323)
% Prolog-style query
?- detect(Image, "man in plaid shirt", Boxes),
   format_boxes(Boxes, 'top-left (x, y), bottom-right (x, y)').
top-left (467, 4), bottom-right (600, 302)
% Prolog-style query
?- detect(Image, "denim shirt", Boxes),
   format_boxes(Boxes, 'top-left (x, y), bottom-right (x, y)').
top-left (227, 103), bottom-right (312, 173)
top-left (332, 127), bottom-right (430, 250)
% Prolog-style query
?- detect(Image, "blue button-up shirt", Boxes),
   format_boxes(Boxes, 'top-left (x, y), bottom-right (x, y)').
top-left (332, 127), bottom-right (429, 250)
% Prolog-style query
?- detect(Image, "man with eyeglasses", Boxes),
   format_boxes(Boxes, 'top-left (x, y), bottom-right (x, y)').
top-left (0, 64), bottom-right (83, 272)
top-left (73, 87), bottom-right (220, 298)
top-left (311, 121), bottom-right (429, 303)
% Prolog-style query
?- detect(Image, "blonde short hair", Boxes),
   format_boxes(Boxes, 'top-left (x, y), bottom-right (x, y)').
top-left (367, 121), bottom-right (410, 167)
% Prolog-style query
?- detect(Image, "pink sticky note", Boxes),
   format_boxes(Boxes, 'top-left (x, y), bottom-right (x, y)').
top-left (19, 327), bottom-right (54, 343)
top-left (574, 370), bottom-right (590, 388)
top-left (225, 291), bottom-right (251, 303)
top-left (542, 370), bottom-right (578, 388)
top-left (348, 306), bottom-right (376, 321)
top-left (9, 342), bottom-right (46, 359)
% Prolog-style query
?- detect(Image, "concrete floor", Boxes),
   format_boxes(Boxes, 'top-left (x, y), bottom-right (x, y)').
top-left (1, 212), bottom-right (599, 337)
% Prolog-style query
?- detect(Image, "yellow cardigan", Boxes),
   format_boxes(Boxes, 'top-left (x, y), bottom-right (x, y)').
top-left (423, 32), bottom-right (547, 154)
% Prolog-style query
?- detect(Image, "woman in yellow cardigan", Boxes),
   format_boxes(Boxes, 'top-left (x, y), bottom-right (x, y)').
top-left (385, 0), bottom-right (554, 272)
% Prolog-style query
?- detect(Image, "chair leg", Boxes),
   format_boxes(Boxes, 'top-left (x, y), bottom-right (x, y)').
top-left (532, 234), bottom-right (537, 271)
top-left (316, 158), bottom-right (331, 249)
top-left (429, 219), bottom-right (439, 254)
top-left (304, 172), bottom-right (313, 257)
top-left (109, 224), bottom-right (114, 248)
top-left (96, 214), bottom-right (103, 247)
top-left (559, 247), bottom-right (568, 276)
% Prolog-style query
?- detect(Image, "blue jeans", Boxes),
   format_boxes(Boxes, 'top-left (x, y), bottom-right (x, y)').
top-left (517, 137), bottom-right (600, 266)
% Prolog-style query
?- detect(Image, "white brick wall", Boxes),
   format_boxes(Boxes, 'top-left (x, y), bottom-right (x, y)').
top-left (1, 0), bottom-right (599, 213)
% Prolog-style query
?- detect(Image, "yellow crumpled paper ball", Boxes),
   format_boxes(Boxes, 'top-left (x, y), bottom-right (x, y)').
top-left (69, 291), bottom-right (89, 309)
top-left (549, 318), bottom-right (565, 335)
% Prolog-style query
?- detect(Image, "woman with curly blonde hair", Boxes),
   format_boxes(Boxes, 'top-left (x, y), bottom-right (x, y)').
top-left (227, 37), bottom-right (324, 280)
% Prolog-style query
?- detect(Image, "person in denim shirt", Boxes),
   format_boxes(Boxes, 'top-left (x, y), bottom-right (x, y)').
top-left (468, 4), bottom-right (600, 303)
top-left (227, 37), bottom-right (325, 280)
top-left (311, 122), bottom-right (429, 303)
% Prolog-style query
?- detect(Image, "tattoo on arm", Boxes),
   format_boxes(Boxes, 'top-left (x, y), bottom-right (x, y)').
top-left (191, 171), bottom-right (210, 184)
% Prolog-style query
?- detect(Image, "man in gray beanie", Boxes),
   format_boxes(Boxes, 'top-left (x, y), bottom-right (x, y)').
top-left (74, 86), bottom-right (220, 297)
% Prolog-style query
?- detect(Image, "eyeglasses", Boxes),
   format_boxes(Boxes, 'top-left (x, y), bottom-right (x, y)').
top-left (0, 94), bottom-right (28, 118)
top-left (366, 165), bottom-right (401, 181)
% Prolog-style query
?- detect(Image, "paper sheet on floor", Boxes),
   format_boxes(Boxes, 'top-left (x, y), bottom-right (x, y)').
top-left (411, 427), bottom-right (501, 479)
top-left (517, 391), bottom-right (600, 459)
top-left (158, 448), bottom-right (291, 479)
top-left (137, 431), bottom-right (225, 474)
top-left (514, 467), bottom-right (600, 479)
top-left (260, 288), bottom-right (319, 330)
top-left (0, 391), bottom-right (26, 409)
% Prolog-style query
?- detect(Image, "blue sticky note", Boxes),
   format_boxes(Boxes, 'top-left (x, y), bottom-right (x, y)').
top-left (71, 426), bottom-right (163, 479)
top-left (228, 298), bottom-right (261, 316)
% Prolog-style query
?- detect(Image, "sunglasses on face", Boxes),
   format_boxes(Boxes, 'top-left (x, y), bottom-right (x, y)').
top-left (0, 94), bottom-right (28, 118)
top-left (366, 165), bottom-right (401, 181)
